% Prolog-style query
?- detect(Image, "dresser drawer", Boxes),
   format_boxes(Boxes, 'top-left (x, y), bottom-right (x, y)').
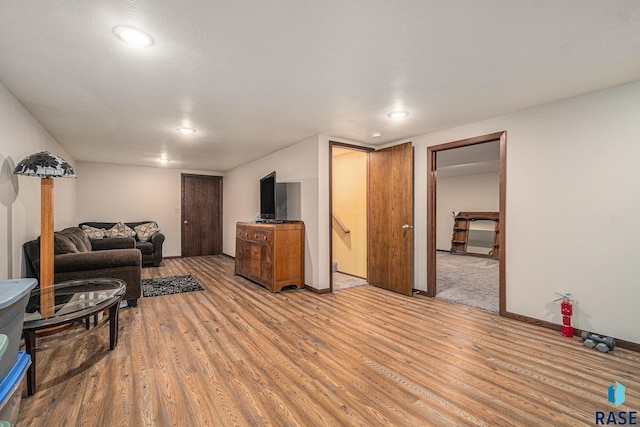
top-left (250, 230), bottom-right (273, 244)
top-left (237, 227), bottom-right (251, 240)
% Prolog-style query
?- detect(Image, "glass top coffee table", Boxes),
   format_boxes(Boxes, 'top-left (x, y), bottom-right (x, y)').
top-left (22, 278), bottom-right (126, 395)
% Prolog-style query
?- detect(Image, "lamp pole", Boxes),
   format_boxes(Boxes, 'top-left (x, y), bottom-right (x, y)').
top-left (40, 177), bottom-right (54, 317)
top-left (13, 151), bottom-right (76, 318)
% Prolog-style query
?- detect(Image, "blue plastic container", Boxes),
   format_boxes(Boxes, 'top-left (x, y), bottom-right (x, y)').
top-left (0, 279), bottom-right (37, 381)
top-left (0, 351), bottom-right (30, 426)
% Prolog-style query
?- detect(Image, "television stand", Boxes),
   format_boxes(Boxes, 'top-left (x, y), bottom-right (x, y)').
top-left (235, 221), bottom-right (305, 292)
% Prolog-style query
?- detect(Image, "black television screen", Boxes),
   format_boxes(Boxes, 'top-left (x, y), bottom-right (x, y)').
top-left (259, 171), bottom-right (276, 220)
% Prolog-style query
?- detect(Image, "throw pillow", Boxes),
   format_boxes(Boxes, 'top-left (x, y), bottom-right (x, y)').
top-left (53, 232), bottom-right (79, 254)
top-left (134, 221), bottom-right (161, 242)
top-left (106, 222), bottom-right (137, 238)
top-left (82, 225), bottom-right (107, 240)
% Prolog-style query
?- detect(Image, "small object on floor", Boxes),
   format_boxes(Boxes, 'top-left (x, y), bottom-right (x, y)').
top-left (584, 339), bottom-right (609, 353)
top-left (554, 292), bottom-right (573, 338)
top-left (581, 330), bottom-right (615, 352)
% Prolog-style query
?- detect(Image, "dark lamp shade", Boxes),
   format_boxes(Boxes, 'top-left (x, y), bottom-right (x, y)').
top-left (13, 151), bottom-right (77, 178)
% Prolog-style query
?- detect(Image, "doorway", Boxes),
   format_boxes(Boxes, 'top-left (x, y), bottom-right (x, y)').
top-left (330, 143), bottom-right (370, 291)
top-left (330, 141), bottom-right (414, 295)
top-left (181, 174), bottom-right (223, 257)
top-left (427, 132), bottom-right (506, 315)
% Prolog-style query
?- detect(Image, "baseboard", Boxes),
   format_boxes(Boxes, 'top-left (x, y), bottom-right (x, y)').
top-left (413, 293), bottom-right (639, 352)
top-left (164, 254), bottom-right (235, 260)
top-left (504, 311), bottom-right (640, 353)
top-left (304, 285), bottom-right (331, 294)
top-left (335, 270), bottom-right (366, 280)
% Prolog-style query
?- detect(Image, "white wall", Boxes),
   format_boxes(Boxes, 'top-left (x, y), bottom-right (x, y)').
top-left (392, 80), bottom-right (640, 343)
top-left (0, 82), bottom-right (77, 279)
top-left (223, 134), bottom-right (367, 289)
top-left (76, 162), bottom-right (222, 257)
top-left (223, 135), bottom-right (322, 287)
top-left (436, 172), bottom-right (499, 250)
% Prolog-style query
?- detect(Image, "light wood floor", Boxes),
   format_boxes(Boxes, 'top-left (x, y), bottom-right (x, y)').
top-left (19, 256), bottom-right (640, 426)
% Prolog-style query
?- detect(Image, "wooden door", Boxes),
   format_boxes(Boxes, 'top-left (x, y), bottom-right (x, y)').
top-left (367, 142), bottom-right (414, 295)
top-left (181, 174), bottom-right (223, 257)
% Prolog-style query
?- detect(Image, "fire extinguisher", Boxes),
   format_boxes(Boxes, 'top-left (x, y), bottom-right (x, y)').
top-left (555, 293), bottom-right (573, 338)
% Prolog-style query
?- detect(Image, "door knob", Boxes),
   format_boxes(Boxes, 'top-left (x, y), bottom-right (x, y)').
top-left (402, 224), bottom-right (413, 230)
top-left (184, 220), bottom-right (188, 224)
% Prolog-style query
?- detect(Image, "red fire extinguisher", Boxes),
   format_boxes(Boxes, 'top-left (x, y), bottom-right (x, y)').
top-left (555, 293), bottom-right (573, 338)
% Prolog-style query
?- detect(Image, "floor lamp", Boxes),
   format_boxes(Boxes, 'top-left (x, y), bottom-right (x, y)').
top-left (14, 151), bottom-right (76, 317)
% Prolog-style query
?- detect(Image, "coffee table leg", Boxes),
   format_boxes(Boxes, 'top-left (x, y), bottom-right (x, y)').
top-left (23, 330), bottom-right (36, 396)
top-left (109, 301), bottom-right (120, 350)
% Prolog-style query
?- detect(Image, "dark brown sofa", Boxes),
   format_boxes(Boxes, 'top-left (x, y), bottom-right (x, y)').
top-left (23, 227), bottom-right (142, 307)
top-left (79, 221), bottom-right (165, 267)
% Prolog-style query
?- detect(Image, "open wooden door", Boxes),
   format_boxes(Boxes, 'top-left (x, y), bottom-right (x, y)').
top-left (367, 142), bottom-right (414, 295)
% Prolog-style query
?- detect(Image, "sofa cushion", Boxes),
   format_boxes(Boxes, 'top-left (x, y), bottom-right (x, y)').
top-left (82, 225), bottom-right (107, 240)
top-left (134, 221), bottom-right (160, 242)
top-left (106, 222), bottom-right (136, 238)
top-left (60, 227), bottom-right (92, 252)
top-left (53, 233), bottom-right (79, 254)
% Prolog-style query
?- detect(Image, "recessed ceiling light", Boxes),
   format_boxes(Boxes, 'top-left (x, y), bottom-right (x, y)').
top-left (371, 132), bottom-right (382, 138)
top-left (113, 25), bottom-right (155, 47)
top-left (177, 127), bottom-right (196, 135)
top-left (387, 111), bottom-right (409, 119)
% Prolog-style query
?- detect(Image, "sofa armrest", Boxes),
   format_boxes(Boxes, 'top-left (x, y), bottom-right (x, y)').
top-left (54, 249), bottom-right (141, 273)
top-left (151, 232), bottom-right (165, 251)
top-left (91, 237), bottom-right (135, 251)
top-left (150, 232), bottom-right (165, 266)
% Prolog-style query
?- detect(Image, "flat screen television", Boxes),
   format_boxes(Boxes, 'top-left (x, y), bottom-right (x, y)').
top-left (259, 171), bottom-right (277, 220)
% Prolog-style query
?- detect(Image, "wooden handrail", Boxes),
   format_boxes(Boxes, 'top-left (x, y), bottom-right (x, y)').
top-left (332, 214), bottom-right (350, 234)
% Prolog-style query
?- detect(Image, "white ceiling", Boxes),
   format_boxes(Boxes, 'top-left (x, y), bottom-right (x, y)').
top-left (1, 1), bottom-right (639, 172)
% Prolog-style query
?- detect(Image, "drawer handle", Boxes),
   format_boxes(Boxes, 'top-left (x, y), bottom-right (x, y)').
top-left (264, 236), bottom-right (267, 240)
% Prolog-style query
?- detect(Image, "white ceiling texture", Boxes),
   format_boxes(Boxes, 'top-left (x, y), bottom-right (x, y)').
top-left (1, 1), bottom-right (639, 172)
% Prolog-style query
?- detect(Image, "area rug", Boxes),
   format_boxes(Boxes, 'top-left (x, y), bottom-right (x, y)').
top-left (142, 275), bottom-right (204, 298)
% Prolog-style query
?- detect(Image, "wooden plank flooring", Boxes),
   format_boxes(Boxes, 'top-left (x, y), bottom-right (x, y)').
top-left (19, 256), bottom-right (640, 426)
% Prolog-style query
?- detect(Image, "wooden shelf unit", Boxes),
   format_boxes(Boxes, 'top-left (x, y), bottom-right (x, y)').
top-left (234, 221), bottom-right (305, 292)
top-left (450, 212), bottom-right (500, 259)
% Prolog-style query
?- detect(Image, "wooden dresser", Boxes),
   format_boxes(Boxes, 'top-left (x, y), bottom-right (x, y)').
top-left (234, 221), bottom-right (305, 292)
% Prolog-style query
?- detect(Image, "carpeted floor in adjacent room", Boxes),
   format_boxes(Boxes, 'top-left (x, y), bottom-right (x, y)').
top-left (436, 251), bottom-right (499, 312)
top-left (333, 272), bottom-right (368, 291)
